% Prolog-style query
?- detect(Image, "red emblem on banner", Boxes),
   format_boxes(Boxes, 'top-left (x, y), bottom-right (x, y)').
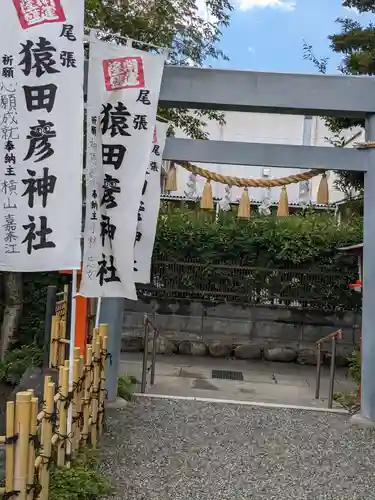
top-left (13, 0), bottom-right (66, 30)
top-left (103, 57), bottom-right (145, 92)
top-left (152, 127), bottom-right (157, 144)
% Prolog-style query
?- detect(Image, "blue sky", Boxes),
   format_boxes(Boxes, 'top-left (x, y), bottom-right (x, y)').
top-left (212, 0), bottom-right (373, 73)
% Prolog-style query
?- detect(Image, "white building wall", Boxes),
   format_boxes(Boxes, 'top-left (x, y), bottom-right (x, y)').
top-left (172, 112), bottom-right (363, 205)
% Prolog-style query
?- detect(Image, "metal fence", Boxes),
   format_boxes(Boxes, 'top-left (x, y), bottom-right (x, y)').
top-left (137, 260), bottom-right (361, 311)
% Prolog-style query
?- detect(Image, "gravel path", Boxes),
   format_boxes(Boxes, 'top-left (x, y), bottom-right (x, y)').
top-left (101, 398), bottom-right (375, 500)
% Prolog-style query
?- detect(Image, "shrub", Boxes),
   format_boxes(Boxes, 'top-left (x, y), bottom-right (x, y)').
top-left (348, 349), bottom-right (361, 386)
top-left (49, 452), bottom-right (113, 500)
top-left (0, 342), bottom-right (43, 385)
top-left (117, 375), bottom-right (137, 401)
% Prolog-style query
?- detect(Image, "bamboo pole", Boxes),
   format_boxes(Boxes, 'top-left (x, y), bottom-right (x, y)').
top-left (57, 365), bottom-right (69, 467)
top-left (14, 392), bottom-right (32, 500)
top-left (92, 327), bottom-right (99, 348)
top-left (77, 354), bottom-right (84, 448)
top-left (71, 348), bottom-right (81, 454)
top-left (82, 345), bottom-right (93, 446)
top-left (98, 325), bottom-right (108, 439)
top-left (91, 339), bottom-right (101, 449)
top-left (39, 381), bottom-right (55, 500)
top-left (58, 320), bottom-right (67, 367)
top-left (63, 284), bottom-right (69, 324)
top-left (5, 401), bottom-right (15, 499)
top-left (49, 316), bottom-right (58, 369)
top-left (26, 397), bottom-right (38, 500)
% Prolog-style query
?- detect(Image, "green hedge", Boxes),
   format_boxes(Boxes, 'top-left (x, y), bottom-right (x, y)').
top-left (155, 207), bottom-right (362, 266)
top-left (149, 208), bottom-right (363, 310)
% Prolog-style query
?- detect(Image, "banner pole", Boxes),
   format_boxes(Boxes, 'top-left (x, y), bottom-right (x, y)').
top-left (66, 268), bottom-right (78, 464)
top-left (95, 297), bottom-right (102, 328)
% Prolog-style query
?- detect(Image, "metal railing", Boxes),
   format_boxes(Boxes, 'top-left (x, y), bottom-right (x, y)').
top-left (315, 329), bottom-right (343, 408)
top-left (140, 313), bottom-right (159, 393)
top-left (137, 259), bottom-right (360, 312)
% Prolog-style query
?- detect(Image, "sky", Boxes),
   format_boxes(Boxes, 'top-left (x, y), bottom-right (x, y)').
top-left (209, 0), bottom-right (373, 74)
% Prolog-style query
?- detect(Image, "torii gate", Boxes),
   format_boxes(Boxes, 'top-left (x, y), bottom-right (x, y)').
top-left (94, 65), bottom-right (375, 425)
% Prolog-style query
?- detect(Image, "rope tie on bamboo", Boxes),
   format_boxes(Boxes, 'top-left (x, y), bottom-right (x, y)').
top-left (42, 408), bottom-right (58, 429)
top-left (100, 384), bottom-right (109, 400)
top-left (4, 433), bottom-right (18, 445)
top-left (72, 411), bottom-right (84, 426)
top-left (101, 348), bottom-right (113, 366)
top-left (29, 432), bottom-right (41, 451)
top-left (26, 474), bottom-right (42, 500)
top-left (73, 374), bottom-right (86, 393)
top-left (55, 430), bottom-right (74, 446)
top-left (56, 387), bottom-right (74, 409)
top-left (3, 490), bottom-right (20, 499)
top-left (39, 454), bottom-right (54, 470)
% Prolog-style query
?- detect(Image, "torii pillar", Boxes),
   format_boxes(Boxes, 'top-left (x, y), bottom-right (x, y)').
top-left (59, 269), bottom-right (88, 355)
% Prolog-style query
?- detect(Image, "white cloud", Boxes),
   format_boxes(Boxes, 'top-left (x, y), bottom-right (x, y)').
top-left (343, 6), bottom-right (362, 15)
top-left (234, 0), bottom-right (296, 12)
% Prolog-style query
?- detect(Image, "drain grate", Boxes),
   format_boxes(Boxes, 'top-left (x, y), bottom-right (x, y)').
top-left (212, 370), bottom-right (244, 381)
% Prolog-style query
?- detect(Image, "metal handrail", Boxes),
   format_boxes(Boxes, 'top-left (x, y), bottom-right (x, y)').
top-left (140, 313), bottom-right (159, 393)
top-left (315, 329), bottom-right (343, 408)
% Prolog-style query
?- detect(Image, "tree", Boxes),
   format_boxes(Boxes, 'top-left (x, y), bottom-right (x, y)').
top-left (304, 0), bottom-right (375, 195)
top-left (85, 0), bottom-right (233, 138)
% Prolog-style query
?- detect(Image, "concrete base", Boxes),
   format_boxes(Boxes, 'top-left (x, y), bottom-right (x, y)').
top-left (350, 413), bottom-right (375, 429)
top-left (120, 352), bottom-right (356, 410)
top-left (106, 397), bottom-right (129, 410)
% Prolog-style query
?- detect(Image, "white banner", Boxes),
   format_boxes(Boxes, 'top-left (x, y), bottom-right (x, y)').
top-left (0, 0), bottom-right (84, 271)
top-left (134, 121), bottom-right (168, 284)
top-left (80, 39), bottom-right (167, 298)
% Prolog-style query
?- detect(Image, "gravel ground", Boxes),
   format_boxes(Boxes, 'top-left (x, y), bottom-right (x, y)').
top-left (101, 398), bottom-right (375, 500)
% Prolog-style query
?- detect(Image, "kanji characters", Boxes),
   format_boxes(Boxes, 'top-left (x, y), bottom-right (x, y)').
top-left (24, 119), bottom-right (56, 162)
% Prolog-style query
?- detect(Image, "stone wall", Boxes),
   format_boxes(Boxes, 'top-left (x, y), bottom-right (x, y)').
top-left (122, 299), bottom-right (361, 363)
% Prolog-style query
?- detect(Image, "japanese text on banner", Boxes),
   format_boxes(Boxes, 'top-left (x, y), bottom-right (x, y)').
top-left (134, 121), bottom-right (168, 284)
top-left (80, 39), bottom-right (167, 298)
top-left (0, 0), bottom-right (84, 271)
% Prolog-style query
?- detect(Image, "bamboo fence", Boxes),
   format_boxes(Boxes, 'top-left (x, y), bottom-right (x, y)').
top-left (0, 320), bottom-right (110, 500)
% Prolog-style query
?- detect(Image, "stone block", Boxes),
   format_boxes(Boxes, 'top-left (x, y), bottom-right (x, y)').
top-left (208, 341), bottom-right (232, 357)
top-left (202, 317), bottom-right (252, 338)
top-left (147, 336), bottom-right (177, 355)
top-left (254, 306), bottom-right (293, 321)
top-left (234, 344), bottom-right (262, 360)
top-left (123, 312), bottom-right (145, 329)
top-left (189, 302), bottom-right (205, 316)
top-left (296, 349), bottom-right (320, 366)
top-left (253, 321), bottom-right (301, 341)
top-left (205, 303), bottom-right (251, 320)
top-left (263, 346), bottom-right (297, 363)
top-left (179, 341), bottom-right (207, 356)
top-left (121, 336), bottom-right (143, 352)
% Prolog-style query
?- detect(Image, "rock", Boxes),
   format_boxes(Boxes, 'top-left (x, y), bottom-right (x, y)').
top-left (208, 341), bottom-right (232, 358)
top-left (121, 336), bottom-right (143, 352)
top-left (263, 346), bottom-right (297, 363)
top-left (179, 341), bottom-right (207, 356)
top-left (234, 344), bottom-right (262, 360)
top-left (297, 349), bottom-right (321, 366)
top-left (147, 336), bottom-right (177, 355)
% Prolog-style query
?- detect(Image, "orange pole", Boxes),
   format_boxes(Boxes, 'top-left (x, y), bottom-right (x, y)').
top-left (59, 270), bottom-right (88, 355)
